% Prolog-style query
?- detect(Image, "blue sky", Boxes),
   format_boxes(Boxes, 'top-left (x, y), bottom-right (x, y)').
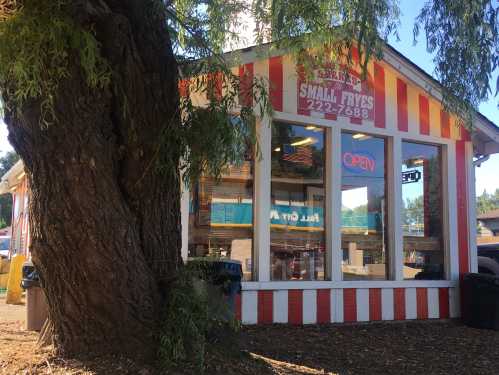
top-left (0, 1), bottom-right (497, 193)
top-left (388, 1), bottom-right (499, 195)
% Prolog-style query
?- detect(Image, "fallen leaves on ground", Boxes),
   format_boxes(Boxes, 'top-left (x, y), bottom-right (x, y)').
top-left (2, 320), bottom-right (499, 374)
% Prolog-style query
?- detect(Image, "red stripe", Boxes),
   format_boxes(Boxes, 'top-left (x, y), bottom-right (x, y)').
top-left (297, 64), bottom-right (310, 116)
top-left (369, 288), bottom-right (382, 321)
top-left (438, 288), bottom-right (450, 319)
top-left (343, 288), bottom-right (357, 323)
top-left (416, 288), bottom-right (428, 319)
top-left (394, 288), bottom-right (406, 320)
top-left (178, 79), bottom-right (190, 98)
top-left (239, 63), bottom-right (254, 107)
top-left (419, 95), bottom-right (430, 135)
top-left (269, 56), bottom-right (283, 111)
top-left (235, 293), bottom-right (242, 321)
top-left (325, 113), bottom-right (337, 121)
top-left (351, 46), bottom-right (360, 65)
top-left (207, 72), bottom-right (223, 101)
top-left (316, 289), bottom-right (331, 324)
top-left (374, 63), bottom-right (386, 128)
top-left (460, 125), bottom-right (471, 141)
top-left (350, 117), bottom-right (362, 125)
top-left (257, 291), bottom-right (273, 324)
top-left (397, 79), bottom-right (408, 132)
top-left (456, 140), bottom-right (469, 277)
top-left (288, 290), bottom-right (303, 325)
top-left (441, 110), bottom-right (450, 138)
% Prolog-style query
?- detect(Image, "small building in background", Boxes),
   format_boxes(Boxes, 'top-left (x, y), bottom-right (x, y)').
top-left (477, 209), bottom-right (499, 243)
top-left (0, 160), bottom-right (30, 257)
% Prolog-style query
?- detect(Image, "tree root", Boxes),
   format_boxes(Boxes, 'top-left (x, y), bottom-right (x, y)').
top-left (37, 318), bottom-right (53, 348)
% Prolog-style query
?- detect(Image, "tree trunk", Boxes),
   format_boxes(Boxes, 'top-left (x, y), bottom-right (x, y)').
top-left (2, 1), bottom-right (182, 360)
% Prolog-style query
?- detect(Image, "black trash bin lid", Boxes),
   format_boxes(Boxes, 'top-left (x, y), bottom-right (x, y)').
top-left (464, 272), bottom-right (499, 289)
top-left (212, 259), bottom-right (242, 276)
top-left (187, 258), bottom-right (243, 277)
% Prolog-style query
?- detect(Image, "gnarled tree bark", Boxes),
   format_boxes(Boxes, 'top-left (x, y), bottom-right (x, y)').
top-left (3, 0), bottom-right (181, 360)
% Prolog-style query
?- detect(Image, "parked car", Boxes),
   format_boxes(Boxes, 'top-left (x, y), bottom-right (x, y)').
top-left (0, 235), bottom-right (10, 259)
top-left (477, 243), bottom-right (499, 275)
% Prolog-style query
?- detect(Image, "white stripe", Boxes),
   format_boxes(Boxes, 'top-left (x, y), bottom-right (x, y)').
top-left (449, 287), bottom-right (460, 318)
top-left (405, 288), bottom-right (417, 320)
top-left (429, 97), bottom-right (441, 138)
top-left (446, 144), bottom-right (460, 280)
top-left (332, 289), bottom-right (344, 323)
top-left (303, 290), bottom-right (317, 324)
top-left (466, 142), bottom-right (478, 273)
top-left (407, 84), bottom-right (419, 136)
top-left (356, 289), bottom-right (370, 322)
top-left (253, 58), bottom-right (269, 117)
top-left (384, 68), bottom-right (397, 131)
top-left (310, 111), bottom-right (325, 119)
top-left (427, 288), bottom-right (440, 319)
top-left (180, 186), bottom-right (189, 261)
top-left (242, 291), bottom-right (258, 324)
top-left (254, 117), bottom-right (272, 282)
top-left (381, 288), bottom-right (394, 321)
top-left (273, 290), bottom-right (288, 323)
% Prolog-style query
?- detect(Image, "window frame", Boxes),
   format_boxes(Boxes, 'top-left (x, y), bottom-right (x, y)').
top-left (400, 139), bottom-right (448, 280)
top-left (269, 120), bottom-right (329, 281)
top-left (182, 113), bottom-right (457, 285)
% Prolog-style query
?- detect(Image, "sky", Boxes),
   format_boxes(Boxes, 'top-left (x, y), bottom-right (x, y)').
top-left (388, 1), bottom-right (499, 195)
top-left (0, 1), bottom-right (497, 194)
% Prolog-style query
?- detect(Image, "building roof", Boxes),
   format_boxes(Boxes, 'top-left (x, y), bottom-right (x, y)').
top-left (477, 209), bottom-right (499, 220)
top-left (0, 160), bottom-right (24, 195)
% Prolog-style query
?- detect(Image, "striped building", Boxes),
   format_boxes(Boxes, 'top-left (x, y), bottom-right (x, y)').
top-left (181, 43), bottom-right (499, 325)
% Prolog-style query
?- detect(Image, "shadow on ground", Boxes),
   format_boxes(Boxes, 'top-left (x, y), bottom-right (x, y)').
top-left (2, 310), bottom-right (498, 375)
top-left (240, 320), bottom-right (499, 375)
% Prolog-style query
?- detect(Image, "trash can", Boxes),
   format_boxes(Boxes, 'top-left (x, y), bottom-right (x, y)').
top-left (187, 258), bottom-right (242, 313)
top-left (462, 273), bottom-right (499, 330)
top-left (21, 261), bottom-right (48, 331)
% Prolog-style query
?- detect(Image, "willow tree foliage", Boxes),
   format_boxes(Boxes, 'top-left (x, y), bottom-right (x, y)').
top-left (0, 0), bottom-right (497, 364)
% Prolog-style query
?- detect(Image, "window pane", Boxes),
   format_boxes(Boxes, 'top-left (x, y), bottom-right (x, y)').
top-left (188, 155), bottom-right (254, 281)
top-left (341, 133), bottom-right (388, 280)
top-left (270, 122), bottom-right (326, 281)
top-left (402, 142), bottom-right (444, 280)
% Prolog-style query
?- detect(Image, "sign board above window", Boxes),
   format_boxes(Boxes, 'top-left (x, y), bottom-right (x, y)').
top-left (298, 65), bottom-right (374, 121)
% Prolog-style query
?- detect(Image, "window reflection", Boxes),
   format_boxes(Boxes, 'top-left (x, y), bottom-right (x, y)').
top-left (341, 133), bottom-right (388, 280)
top-left (270, 122), bottom-right (326, 281)
top-left (402, 142), bottom-right (444, 280)
top-left (188, 154), bottom-right (254, 281)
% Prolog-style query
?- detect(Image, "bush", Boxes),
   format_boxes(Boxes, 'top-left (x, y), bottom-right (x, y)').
top-left (158, 265), bottom-right (240, 372)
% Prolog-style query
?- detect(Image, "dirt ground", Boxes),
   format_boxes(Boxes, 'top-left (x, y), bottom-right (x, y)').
top-left (2, 296), bottom-right (499, 375)
top-left (0, 294), bottom-right (25, 323)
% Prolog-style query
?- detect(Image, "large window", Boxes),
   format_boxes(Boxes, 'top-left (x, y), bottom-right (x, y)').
top-left (185, 120), bottom-right (451, 283)
top-left (270, 122), bottom-right (326, 281)
top-left (188, 154), bottom-right (254, 281)
top-left (402, 142), bottom-right (444, 280)
top-left (341, 133), bottom-right (388, 280)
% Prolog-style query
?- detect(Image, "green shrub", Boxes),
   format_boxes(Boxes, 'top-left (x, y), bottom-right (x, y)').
top-left (158, 265), bottom-right (240, 372)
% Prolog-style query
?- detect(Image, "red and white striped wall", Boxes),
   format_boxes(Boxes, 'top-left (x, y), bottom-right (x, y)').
top-left (235, 286), bottom-right (460, 325)
top-left (180, 50), bottom-right (472, 144)
top-left (179, 46), bottom-right (482, 325)
top-left (264, 53), bottom-right (470, 142)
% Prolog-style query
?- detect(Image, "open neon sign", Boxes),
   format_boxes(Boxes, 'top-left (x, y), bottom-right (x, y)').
top-left (342, 152), bottom-right (376, 173)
